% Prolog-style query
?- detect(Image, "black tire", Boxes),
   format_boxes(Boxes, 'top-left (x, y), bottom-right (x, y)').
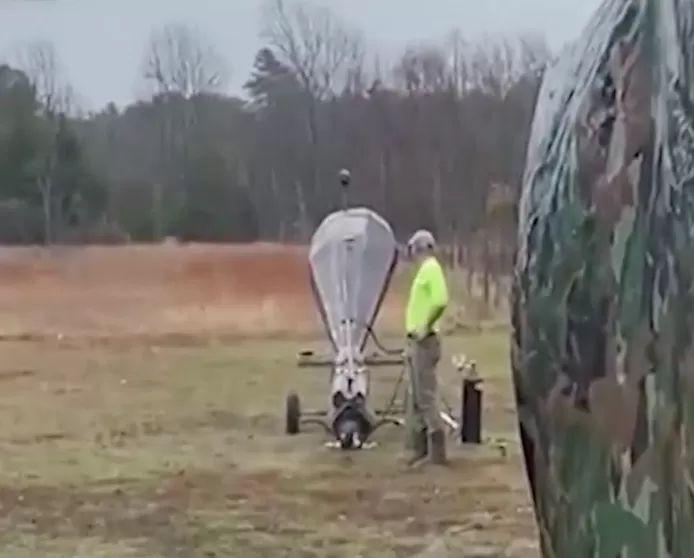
top-left (286, 392), bottom-right (301, 435)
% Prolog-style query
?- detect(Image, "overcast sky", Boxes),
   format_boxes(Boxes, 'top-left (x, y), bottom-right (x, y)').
top-left (0, 0), bottom-right (603, 111)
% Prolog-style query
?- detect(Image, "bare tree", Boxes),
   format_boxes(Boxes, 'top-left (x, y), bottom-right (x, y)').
top-left (12, 41), bottom-right (79, 243)
top-left (140, 23), bottom-right (230, 239)
top-left (143, 23), bottom-right (228, 99)
top-left (469, 34), bottom-right (550, 97)
top-left (262, 0), bottom-right (363, 101)
top-left (394, 44), bottom-right (448, 93)
top-left (261, 0), bottom-right (364, 232)
top-left (13, 41), bottom-right (73, 116)
top-left (344, 40), bottom-right (367, 96)
top-left (446, 30), bottom-right (471, 96)
top-left (517, 33), bottom-right (552, 75)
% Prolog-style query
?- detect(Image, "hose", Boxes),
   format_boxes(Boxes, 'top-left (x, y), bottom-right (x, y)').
top-left (364, 324), bottom-right (404, 356)
top-left (365, 324), bottom-right (457, 421)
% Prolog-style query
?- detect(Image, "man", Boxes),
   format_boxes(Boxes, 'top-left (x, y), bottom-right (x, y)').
top-left (403, 229), bottom-right (449, 466)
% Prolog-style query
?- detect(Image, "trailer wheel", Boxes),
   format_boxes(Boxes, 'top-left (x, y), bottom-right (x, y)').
top-left (286, 392), bottom-right (301, 435)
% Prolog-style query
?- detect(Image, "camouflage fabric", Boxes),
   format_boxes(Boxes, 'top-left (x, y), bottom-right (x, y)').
top-left (512, 1), bottom-right (694, 556)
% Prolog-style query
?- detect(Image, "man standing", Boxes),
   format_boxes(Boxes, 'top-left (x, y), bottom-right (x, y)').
top-left (404, 230), bottom-right (449, 466)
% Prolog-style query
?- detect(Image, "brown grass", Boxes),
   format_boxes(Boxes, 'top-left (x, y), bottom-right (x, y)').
top-left (0, 243), bottom-right (405, 341)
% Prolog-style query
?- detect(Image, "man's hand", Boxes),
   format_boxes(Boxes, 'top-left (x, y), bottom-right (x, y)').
top-left (425, 304), bottom-right (446, 335)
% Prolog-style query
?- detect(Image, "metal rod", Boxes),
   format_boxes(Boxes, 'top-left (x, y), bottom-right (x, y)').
top-left (339, 169), bottom-right (351, 210)
top-left (375, 407), bottom-right (404, 415)
top-left (301, 410), bottom-right (329, 417)
top-left (298, 356), bottom-right (404, 367)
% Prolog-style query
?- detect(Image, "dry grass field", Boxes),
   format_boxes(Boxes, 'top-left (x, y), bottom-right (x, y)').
top-left (0, 244), bottom-right (323, 341)
top-left (0, 244), bottom-right (538, 557)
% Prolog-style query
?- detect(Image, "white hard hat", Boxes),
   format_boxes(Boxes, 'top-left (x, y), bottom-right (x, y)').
top-left (407, 229), bottom-right (436, 254)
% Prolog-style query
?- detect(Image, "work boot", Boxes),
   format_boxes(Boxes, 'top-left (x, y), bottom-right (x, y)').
top-left (428, 429), bottom-right (448, 466)
top-left (406, 428), bottom-right (428, 466)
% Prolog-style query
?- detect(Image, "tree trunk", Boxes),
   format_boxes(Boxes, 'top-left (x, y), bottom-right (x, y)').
top-left (432, 163), bottom-right (444, 238)
top-left (306, 94), bottom-right (319, 220)
top-left (152, 182), bottom-right (163, 241)
top-left (270, 169), bottom-right (285, 241)
top-left (294, 180), bottom-right (310, 242)
top-left (379, 150), bottom-right (389, 215)
top-left (40, 177), bottom-right (52, 246)
top-left (493, 276), bottom-right (504, 310)
top-left (482, 233), bottom-right (491, 307)
top-left (466, 243), bottom-right (475, 297)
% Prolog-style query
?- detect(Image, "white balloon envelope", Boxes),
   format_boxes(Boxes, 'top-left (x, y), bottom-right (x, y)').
top-left (309, 207), bottom-right (398, 360)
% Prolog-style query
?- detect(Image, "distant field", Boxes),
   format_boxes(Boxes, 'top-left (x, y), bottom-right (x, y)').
top-left (0, 243), bottom-right (407, 341)
top-left (0, 243), bottom-right (533, 557)
top-left (0, 243), bottom-right (505, 341)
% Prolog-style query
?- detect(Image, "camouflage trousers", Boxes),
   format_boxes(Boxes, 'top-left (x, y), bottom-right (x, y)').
top-left (404, 333), bottom-right (442, 448)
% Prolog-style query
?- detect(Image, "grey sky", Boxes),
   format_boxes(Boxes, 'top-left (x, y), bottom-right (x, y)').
top-left (0, 0), bottom-right (602, 111)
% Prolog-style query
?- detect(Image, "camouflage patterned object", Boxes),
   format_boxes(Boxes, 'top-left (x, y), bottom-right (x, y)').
top-left (512, 1), bottom-right (694, 556)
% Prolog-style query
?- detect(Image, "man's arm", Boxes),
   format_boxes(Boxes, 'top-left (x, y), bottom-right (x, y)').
top-left (422, 260), bottom-right (449, 334)
top-left (424, 305), bottom-right (446, 332)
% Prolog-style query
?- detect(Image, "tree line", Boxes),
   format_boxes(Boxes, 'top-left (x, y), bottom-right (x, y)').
top-left (0, 0), bottom-right (549, 276)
